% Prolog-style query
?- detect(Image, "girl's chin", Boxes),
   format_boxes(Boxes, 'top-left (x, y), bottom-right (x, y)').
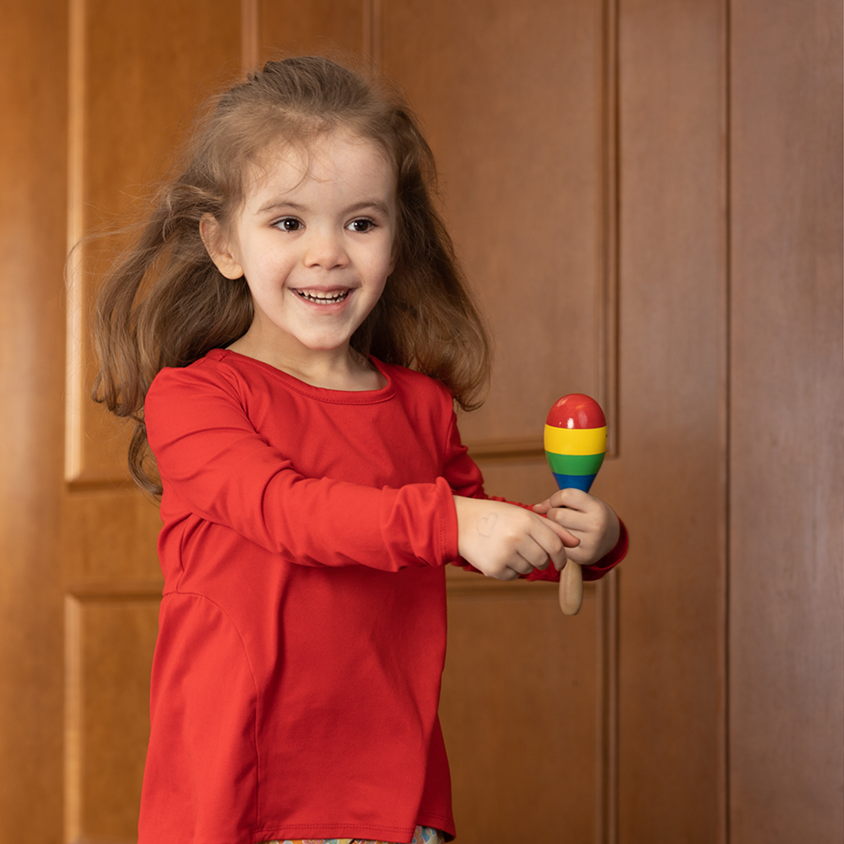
top-left (246, 318), bottom-right (363, 360)
top-left (287, 336), bottom-right (355, 355)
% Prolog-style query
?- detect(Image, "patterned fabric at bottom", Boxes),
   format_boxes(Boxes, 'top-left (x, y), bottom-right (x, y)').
top-left (263, 825), bottom-right (444, 844)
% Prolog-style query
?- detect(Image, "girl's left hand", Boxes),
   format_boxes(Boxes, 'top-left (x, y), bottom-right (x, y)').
top-left (532, 489), bottom-right (620, 567)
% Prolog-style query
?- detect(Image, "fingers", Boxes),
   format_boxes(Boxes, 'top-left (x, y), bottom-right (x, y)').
top-left (487, 523), bottom-right (566, 580)
top-left (546, 507), bottom-right (593, 534)
top-left (542, 518), bottom-right (581, 548)
top-left (454, 496), bottom-right (580, 579)
top-left (540, 487), bottom-right (593, 512)
top-left (535, 489), bottom-right (605, 535)
top-left (508, 550), bottom-right (544, 577)
top-left (463, 491), bottom-right (619, 576)
top-left (543, 493), bottom-right (620, 567)
top-left (524, 517), bottom-right (569, 572)
top-left (483, 549), bottom-right (535, 581)
top-left (530, 502), bottom-right (581, 548)
top-left (533, 489), bottom-right (594, 530)
top-left (499, 544), bottom-right (556, 580)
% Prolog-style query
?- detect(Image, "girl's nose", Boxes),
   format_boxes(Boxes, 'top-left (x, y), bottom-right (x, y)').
top-left (303, 227), bottom-right (348, 269)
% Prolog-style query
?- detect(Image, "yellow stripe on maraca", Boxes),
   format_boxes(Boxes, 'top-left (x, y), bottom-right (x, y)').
top-left (544, 424), bottom-right (607, 456)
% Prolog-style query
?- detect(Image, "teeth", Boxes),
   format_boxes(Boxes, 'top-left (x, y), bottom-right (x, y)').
top-left (296, 289), bottom-right (349, 303)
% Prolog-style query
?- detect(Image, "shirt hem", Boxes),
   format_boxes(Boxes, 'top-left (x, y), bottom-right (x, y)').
top-left (238, 822), bottom-right (423, 844)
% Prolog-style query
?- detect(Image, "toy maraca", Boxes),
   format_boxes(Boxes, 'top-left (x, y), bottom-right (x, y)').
top-left (544, 394), bottom-right (607, 615)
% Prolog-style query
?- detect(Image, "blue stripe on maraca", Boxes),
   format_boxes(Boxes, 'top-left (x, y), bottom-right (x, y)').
top-left (552, 472), bottom-right (598, 493)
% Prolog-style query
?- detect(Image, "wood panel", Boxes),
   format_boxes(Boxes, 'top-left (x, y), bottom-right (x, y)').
top-left (66, 0), bottom-right (242, 484)
top-left (729, 0), bottom-right (844, 840)
top-left (0, 1), bottom-right (68, 841)
top-left (65, 592), bottom-right (161, 843)
top-left (63, 488), bottom-right (163, 583)
top-left (615, 1), bottom-right (728, 841)
top-left (440, 587), bottom-right (598, 842)
top-left (258, 0), bottom-right (373, 64)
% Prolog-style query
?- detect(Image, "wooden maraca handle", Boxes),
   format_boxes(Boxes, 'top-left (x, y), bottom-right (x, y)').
top-left (558, 560), bottom-right (583, 615)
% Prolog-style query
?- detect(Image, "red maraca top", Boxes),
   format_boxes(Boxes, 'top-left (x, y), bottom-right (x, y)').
top-left (546, 393), bottom-right (606, 430)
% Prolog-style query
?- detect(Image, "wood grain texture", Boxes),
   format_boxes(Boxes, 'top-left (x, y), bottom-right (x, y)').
top-left (258, 0), bottom-right (371, 64)
top-left (0, 1), bottom-right (68, 841)
top-left (615, 1), bottom-right (728, 840)
top-left (729, 0), bottom-right (844, 840)
top-left (440, 590), bottom-right (598, 843)
top-left (65, 596), bottom-right (161, 843)
top-left (66, 0), bottom-right (242, 483)
top-left (63, 487), bottom-right (163, 583)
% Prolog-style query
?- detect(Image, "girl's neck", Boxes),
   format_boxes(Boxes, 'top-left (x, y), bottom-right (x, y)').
top-left (226, 336), bottom-right (384, 392)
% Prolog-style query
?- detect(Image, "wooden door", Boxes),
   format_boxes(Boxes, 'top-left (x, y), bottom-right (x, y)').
top-left (0, 2), bottom-right (840, 844)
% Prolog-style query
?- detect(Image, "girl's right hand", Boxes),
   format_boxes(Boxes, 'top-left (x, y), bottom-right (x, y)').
top-left (453, 496), bottom-right (580, 580)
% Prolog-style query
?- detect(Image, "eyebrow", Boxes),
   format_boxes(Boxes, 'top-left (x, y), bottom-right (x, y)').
top-left (255, 199), bottom-right (393, 217)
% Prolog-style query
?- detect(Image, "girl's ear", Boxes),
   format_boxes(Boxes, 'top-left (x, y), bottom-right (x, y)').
top-left (200, 214), bottom-right (244, 280)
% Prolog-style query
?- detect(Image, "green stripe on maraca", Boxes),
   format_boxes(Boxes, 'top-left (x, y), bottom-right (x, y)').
top-left (544, 450), bottom-right (606, 476)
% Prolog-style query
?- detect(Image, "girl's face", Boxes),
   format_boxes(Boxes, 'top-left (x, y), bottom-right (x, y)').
top-left (203, 130), bottom-right (397, 380)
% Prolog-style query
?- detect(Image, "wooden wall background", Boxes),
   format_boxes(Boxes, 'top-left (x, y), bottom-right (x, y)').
top-left (0, 1), bottom-right (840, 843)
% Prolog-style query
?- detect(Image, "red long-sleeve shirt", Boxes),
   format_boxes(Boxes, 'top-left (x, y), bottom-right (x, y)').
top-left (138, 349), bottom-right (625, 844)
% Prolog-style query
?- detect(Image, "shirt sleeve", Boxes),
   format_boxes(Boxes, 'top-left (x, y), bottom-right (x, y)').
top-left (439, 405), bottom-right (628, 582)
top-left (145, 364), bottom-right (458, 572)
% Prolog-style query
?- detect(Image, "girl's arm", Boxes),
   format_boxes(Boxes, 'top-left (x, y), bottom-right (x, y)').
top-left (145, 364), bottom-right (460, 573)
top-left (147, 360), bottom-right (626, 579)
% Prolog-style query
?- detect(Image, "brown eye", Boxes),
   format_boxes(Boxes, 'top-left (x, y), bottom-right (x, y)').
top-left (347, 219), bottom-right (374, 233)
top-left (275, 218), bottom-right (302, 232)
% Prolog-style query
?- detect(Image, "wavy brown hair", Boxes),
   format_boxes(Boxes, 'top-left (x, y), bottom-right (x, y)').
top-left (91, 56), bottom-right (491, 494)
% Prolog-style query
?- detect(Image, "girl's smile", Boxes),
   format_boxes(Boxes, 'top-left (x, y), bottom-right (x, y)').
top-left (201, 130), bottom-right (397, 388)
top-left (294, 288), bottom-right (350, 304)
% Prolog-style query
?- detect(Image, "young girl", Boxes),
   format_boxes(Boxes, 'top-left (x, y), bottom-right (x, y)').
top-left (93, 56), bottom-right (626, 844)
